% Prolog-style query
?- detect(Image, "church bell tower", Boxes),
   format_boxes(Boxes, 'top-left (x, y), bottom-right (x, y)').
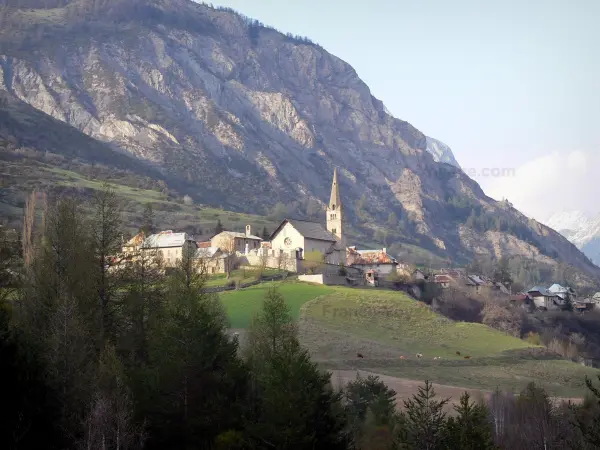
top-left (326, 167), bottom-right (344, 247)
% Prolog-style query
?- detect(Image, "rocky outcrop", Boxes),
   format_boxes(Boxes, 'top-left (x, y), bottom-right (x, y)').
top-left (0, 0), bottom-right (598, 279)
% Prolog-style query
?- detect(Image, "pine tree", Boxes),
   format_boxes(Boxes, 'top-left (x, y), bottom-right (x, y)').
top-left (262, 226), bottom-right (270, 240)
top-left (444, 392), bottom-right (494, 450)
top-left (399, 380), bottom-right (448, 450)
top-left (140, 203), bottom-right (155, 236)
top-left (144, 250), bottom-right (248, 449)
top-left (244, 288), bottom-right (347, 449)
top-left (343, 374), bottom-right (399, 448)
top-left (214, 219), bottom-right (224, 235)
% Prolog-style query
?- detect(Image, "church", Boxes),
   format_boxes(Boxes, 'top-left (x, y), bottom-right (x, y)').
top-left (268, 168), bottom-right (346, 265)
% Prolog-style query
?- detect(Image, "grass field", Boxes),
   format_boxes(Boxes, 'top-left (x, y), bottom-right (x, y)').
top-left (220, 281), bottom-right (333, 328)
top-left (301, 288), bottom-right (533, 359)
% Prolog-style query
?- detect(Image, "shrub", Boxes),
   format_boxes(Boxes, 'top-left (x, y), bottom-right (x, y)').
top-left (527, 332), bottom-right (542, 345)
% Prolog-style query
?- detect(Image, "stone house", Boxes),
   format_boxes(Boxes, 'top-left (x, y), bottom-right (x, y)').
top-left (346, 246), bottom-right (398, 276)
top-left (527, 286), bottom-right (567, 310)
top-left (122, 230), bottom-right (197, 268)
top-left (434, 274), bottom-right (458, 289)
top-left (210, 225), bottom-right (262, 254)
top-left (194, 246), bottom-right (233, 274)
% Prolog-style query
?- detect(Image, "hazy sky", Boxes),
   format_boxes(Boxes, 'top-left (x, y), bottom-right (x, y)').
top-left (210, 0), bottom-right (599, 221)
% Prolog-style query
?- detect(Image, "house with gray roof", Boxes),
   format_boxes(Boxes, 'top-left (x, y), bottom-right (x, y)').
top-left (122, 230), bottom-right (197, 268)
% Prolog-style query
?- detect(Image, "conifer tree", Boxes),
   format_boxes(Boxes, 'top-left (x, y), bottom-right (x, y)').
top-left (444, 392), bottom-right (495, 450)
top-left (139, 202), bottom-right (155, 236)
top-left (244, 288), bottom-right (347, 449)
top-left (399, 380), bottom-right (448, 450)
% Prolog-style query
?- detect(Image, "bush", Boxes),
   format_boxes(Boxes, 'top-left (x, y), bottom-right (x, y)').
top-left (527, 331), bottom-right (542, 345)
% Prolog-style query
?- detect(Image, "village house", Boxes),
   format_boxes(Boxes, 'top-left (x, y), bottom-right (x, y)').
top-left (434, 273), bottom-right (458, 289)
top-left (527, 286), bottom-right (568, 311)
top-left (210, 225), bottom-right (262, 255)
top-left (194, 246), bottom-right (233, 274)
top-left (122, 230), bottom-right (197, 268)
top-left (548, 283), bottom-right (577, 302)
top-left (346, 246), bottom-right (399, 276)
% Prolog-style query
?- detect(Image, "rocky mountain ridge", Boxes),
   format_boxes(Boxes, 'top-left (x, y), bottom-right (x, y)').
top-left (0, 0), bottom-right (598, 280)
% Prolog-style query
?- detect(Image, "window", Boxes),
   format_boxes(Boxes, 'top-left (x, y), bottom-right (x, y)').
top-left (332, 229), bottom-right (337, 235)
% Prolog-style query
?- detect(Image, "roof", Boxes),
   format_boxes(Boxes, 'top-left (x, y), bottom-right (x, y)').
top-left (197, 241), bottom-right (212, 248)
top-left (548, 284), bottom-right (568, 294)
top-left (143, 231), bottom-right (194, 248)
top-left (346, 247), bottom-right (398, 265)
top-left (434, 274), bottom-right (456, 284)
top-left (212, 231), bottom-right (262, 241)
top-left (124, 232), bottom-right (145, 247)
top-left (440, 269), bottom-right (466, 279)
top-left (194, 247), bottom-right (223, 259)
top-left (329, 167), bottom-right (342, 210)
top-left (270, 218), bottom-right (338, 243)
top-left (594, 292), bottom-right (600, 300)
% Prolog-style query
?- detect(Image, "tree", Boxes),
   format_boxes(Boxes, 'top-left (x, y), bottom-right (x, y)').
top-left (244, 288), bottom-right (347, 449)
top-left (343, 374), bottom-right (399, 448)
top-left (269, 202), bottom-right (288, 221)
top-left (387, 212), bottom-right (398, 228)
top-left (575, 375), bottom-right (600, 447)
top-left (80, 344), bottom-right (145, 450)
top-left (399, 380), bottom-right (449, 450)
top-left (140, 203), bottom-right (155, 236)
top-left (493, 256), bottom-right (513, 289)
top-left (90, 183), bottom-right (123, 347)
top-left (261, 226), bottom-right (270, 240)
top-left (356, 195), bottom-right (367, 221)
top-left (444, 392), bottom-right (494, 450)
top-left (145, 255), bottom-right (248, 449)
top-left (18, 196), bottom-right (98, 442)
top-left (217, 235), bottom-right (236, 279)
top-left (374, 229), bottom-right (388, 246)
top-left (0, 299), bottom-right (64, 450)
top-left (214, 219), bottom-right (224, 235)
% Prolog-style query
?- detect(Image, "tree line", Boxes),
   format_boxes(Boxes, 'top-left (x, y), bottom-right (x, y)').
top-left (4, 186), bottom-right (600, 449)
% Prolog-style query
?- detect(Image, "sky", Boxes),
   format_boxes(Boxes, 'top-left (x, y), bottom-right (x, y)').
top-left (210, 0), bottom-right (599, 222)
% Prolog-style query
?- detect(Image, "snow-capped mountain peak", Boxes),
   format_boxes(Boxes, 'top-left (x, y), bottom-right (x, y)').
top-left (545, 211), bottom-right (600, 264)
top-left (545, 211), bottom-right (593, 236)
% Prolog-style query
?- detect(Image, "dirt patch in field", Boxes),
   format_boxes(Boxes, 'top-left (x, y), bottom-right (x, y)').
top-left (329, 370), bottom-right (583, 411)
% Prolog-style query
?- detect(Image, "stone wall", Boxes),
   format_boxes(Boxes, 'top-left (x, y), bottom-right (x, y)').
top-left (298, 273), bottom-right (362, 286)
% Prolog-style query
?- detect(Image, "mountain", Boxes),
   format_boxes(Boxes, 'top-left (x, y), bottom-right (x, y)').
top-left (546, 211), bottom-right (600, 265)
top-left (0, 0), bottom-right (599, 281)
top-left (425, 137), bottom-right (460, 168)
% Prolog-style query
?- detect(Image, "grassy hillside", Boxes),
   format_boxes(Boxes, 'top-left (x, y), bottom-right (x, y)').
top-left (221, 281), bottom-right (333, 328)
top-left (221, 282), bottom-right (598, 397)
top-left (302, 288), bottom-right (533, 359)
top-left (0, 156), bottom-right (279, 237)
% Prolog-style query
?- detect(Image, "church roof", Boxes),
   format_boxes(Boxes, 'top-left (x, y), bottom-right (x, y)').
top-left (269, 218), bottom-right (338, 243)
top-left (329, 167), bottom-right (342, 210)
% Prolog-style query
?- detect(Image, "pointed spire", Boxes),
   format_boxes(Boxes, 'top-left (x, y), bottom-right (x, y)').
top-left (329, 167), bottom-right (341, 210)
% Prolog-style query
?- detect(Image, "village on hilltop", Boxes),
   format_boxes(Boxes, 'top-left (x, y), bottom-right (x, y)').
top-left (119, 169), bottom-right (600, 311)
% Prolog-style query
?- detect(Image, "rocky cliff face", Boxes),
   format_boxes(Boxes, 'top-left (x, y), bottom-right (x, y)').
top-left (0, 0), bottom-right (598, 279)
